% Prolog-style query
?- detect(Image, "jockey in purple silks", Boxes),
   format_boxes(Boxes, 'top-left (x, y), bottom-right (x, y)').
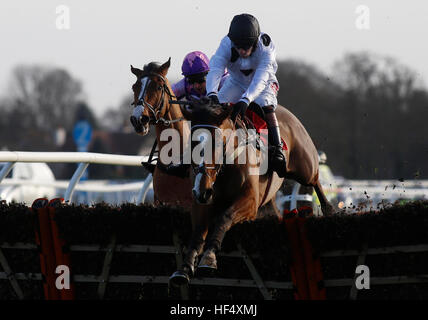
top-left (172, 51), bottom-right (228, 100)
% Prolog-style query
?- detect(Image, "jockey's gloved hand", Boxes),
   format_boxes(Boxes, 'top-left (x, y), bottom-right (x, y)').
top-left (231, 98), bottom-right (249, 122)
top-left (207, 92), bottom-right (220, 105)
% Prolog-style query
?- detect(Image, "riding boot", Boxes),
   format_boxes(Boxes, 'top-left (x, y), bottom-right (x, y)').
top-left (265, 109), bottom-right (287, 178)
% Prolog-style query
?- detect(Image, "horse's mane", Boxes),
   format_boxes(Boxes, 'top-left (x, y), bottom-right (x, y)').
top-left (190, 100), bottom-right (231, 125)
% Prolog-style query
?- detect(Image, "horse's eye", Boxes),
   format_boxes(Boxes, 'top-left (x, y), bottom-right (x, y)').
top-left (157, 86), bottom-right (162, 90)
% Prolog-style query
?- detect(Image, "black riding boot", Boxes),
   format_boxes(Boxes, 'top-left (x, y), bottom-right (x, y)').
top-left (264, 107), bottom-right (287, 178)
top-left (268, 126), bottom-right (287, 177)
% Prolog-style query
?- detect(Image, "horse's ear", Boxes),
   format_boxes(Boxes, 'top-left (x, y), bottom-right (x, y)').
top-left (131, 65), bottom-right (143, 78)
top-left (159, 58), bottom-right (171, 76)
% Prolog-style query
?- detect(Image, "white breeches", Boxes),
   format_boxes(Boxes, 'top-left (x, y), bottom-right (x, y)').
top-left (218, 77), bottom-right (279, 109)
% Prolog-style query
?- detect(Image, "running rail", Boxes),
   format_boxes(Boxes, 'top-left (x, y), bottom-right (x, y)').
top-left (0, 151), bottom-right (152, 203)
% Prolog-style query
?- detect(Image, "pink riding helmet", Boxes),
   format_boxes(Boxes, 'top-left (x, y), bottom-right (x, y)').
top-left (181, 51), bottom-right (210, 76)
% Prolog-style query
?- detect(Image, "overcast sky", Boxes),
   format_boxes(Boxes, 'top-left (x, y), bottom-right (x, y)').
top-left (1, 0), bottom-right (427, 116)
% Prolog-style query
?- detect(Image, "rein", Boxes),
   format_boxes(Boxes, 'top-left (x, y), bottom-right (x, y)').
top-left (190, 121), bottom-right (248, 182)
top-left (190, 124), bottom-right (225, 178)
top-left (137, 72), bottom-right (185, 174)
top-left (192, 122), bottom-right (272, 208)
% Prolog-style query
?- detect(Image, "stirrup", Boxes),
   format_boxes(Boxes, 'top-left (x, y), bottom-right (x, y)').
top-left (158, 162), bottom-right (190, 178)
top-left (142, 161), bottom-right (156, 173)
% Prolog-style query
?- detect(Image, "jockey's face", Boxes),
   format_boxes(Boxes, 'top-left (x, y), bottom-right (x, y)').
top-left (237, 47), bottom-right (253, 58)
top-left (187, 73), bottom-right (207, 95)
top-left (191, 81), bottom-right (206, 95)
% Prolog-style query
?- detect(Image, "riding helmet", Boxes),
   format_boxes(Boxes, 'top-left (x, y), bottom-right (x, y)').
top-left (181, 51), bottom-right (210, 76)
top-left (227, 13), bottom-right (260, 48)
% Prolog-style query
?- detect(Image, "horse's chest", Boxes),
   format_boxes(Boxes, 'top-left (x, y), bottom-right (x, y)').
top-left (213, 168), bottom-right (245, 198)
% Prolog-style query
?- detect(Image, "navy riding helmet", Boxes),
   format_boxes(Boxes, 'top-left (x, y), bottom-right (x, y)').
top-left (227, 13), bottom-right (260, 49)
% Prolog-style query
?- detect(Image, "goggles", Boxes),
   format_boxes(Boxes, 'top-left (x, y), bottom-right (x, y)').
top-left (187, 73), bottom-right (207, 84)
top-left (233, 41), bottom-right (255, 51)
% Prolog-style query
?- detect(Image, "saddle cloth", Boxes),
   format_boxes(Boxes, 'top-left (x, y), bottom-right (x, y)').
top-left (245, 109), bottom-right (288, 151)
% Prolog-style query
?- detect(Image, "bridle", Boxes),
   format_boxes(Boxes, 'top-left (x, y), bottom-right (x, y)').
top-left (190, 124), bottom-right (228, 183)
top-left (189, 118), bottom-right (257, 184)
top-left (134, 72), bottom-right (184, 126)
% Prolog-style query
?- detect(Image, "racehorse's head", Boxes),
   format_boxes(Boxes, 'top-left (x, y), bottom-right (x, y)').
top-left (181, 99), bottom-right (233, 204)
top-left (129, 58), bottom-right (172, 136)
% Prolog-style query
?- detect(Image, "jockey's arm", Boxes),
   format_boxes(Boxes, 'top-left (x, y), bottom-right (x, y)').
top-left (219, 72), bottom-right (230, 90)
top-left (206, 37), bottom-right (230, 96)
top-left (241, 44), bottom-right (276, 103)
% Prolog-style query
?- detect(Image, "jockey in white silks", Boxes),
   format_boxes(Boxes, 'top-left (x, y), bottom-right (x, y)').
top-left (205, 13), bottom-right (286, 177)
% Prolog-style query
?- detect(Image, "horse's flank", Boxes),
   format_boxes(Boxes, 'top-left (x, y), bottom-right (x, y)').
top-left (275, 105), bottom-right (319, 186)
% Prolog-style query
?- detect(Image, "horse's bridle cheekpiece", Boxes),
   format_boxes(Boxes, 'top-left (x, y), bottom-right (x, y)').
top-left (134, 72), bottom-right (183, 126)
top-left (191, 124), bottom-right (228, 181)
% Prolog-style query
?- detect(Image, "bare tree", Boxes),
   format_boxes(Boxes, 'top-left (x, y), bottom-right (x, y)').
top-left (100, 94), bottom-right (134, 132)
top-left (333, 52), bottom-right (421, 110)
top-left (9, 64), bottom-right (84, 130)
top-left (332, 51), bottom-right (425, 178)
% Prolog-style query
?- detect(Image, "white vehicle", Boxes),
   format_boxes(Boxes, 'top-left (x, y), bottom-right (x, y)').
top-left (0, 162), bottom-right (56, 205)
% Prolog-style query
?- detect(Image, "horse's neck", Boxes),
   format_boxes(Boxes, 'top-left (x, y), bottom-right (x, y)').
top-left (155, 101), bottom-right (190, 154)
top-left (224, 122), bottom-right (263, 172)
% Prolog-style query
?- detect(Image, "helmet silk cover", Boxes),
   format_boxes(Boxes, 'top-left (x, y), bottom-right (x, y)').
top-left (181, 51), bottom-right (210, 76)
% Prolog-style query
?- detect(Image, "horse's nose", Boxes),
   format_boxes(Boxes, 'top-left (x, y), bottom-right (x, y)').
top-left (140, 115), bottom-right (150, 125)
top-left (130, 115), bottom-right (150, 132)
top-left (193, 188), bottom-right (213, 204)
top-left (130, 116), bottom-right (142, 132)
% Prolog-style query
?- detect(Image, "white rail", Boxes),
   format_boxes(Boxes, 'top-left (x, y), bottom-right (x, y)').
top-left (0, 151), bottom-right (147, 166)
top-left (0, 151), bottom-right (152, 204)
top-left (1, 179), bottom-right (148, 192)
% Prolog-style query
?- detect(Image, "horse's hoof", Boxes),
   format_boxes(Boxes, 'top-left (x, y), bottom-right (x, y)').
top-left (196, 265), bottom-right (217, 278)
top-left (169, 270), bottom-right (190, 287)
top-left (196, 250), bottom-right (217, 277)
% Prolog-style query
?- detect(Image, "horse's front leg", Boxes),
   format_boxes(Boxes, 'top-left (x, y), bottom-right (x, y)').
top-left (197, 184), bottom-right (257, 275)
top-left (169, 204), bottom-right (212, 287)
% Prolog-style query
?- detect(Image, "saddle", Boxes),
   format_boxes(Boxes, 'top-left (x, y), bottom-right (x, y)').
top-left (242, 103), bottom-right (287, 151)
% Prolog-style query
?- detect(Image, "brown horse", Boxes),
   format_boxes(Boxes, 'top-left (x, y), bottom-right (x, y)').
top-left (169, 99), bottom-right (334, 286)
top-left (129, 59), bottom-right (193, 208)
top-left (129, 59), bottom-right (280, 215)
